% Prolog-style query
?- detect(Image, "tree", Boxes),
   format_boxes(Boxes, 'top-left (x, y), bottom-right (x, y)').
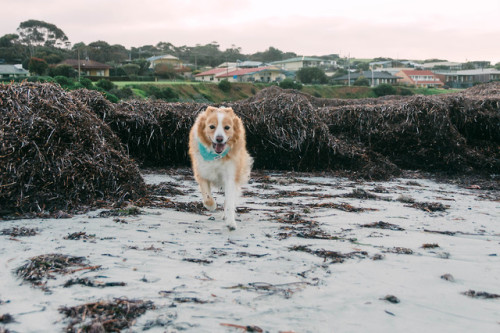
top-left (49, 64), bottom-right (77, 78)
top-left (279, 79), bottom-right (302, 90)
top-left (355, 62), bottom-right (370, 71)
top-left (373, 83), bottom-right (396, 96)
top-left (250, 46), bottom-right (291, 63)
top-left (353, 76), bottom-right (370, 86)
top-left (0, 34), bottom-right (19, 47)
top-left (332, 68), bottom-right (348, 78)
top-left (121, 64), bottom-right (141, 76)
top-left (154, 63), bottom-right (177, 79)
top-left (96, 79), bottom-right (115, 91)
top-left (17, 20), bottom-right (70, 56)
top-left (218, 79), bottom-right (231, 92)
top-left (28, 57), bottom-right (48, 75)
top-left (296, 67), bottom-right (328, 84)
top-left (0, 33), bottom-right (27, 63)
top-left (87, 41), bottom-right (127, 63)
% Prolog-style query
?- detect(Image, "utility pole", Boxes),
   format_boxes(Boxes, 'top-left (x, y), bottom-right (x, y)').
top-left (347, 53), bottom-right (351, 86)
top-left (77, 49), bottom-right (81, 82)
top-left (371, 65), bottom-right (374, 87)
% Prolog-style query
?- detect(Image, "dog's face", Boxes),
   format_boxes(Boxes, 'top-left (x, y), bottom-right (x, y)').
top-left (198, 106), bottom-right (239, 154)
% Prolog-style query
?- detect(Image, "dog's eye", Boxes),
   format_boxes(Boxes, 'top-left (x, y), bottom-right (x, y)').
top-left (224, 126), bottom-right (231, 130)
top-left (209, 125), bottom-right (215, 130)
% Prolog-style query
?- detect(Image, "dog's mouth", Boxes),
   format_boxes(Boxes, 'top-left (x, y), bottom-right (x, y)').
top-left (213, 142), bottom-right (226, 154)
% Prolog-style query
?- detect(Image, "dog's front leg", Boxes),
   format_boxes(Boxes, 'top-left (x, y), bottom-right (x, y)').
top-left (223, 170), bottom-right (237, 231)
top-left (199, 178), bottom-right (216, 211)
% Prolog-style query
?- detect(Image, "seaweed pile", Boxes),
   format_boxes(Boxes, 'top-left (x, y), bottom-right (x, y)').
top-left (1, 81), bottom-right (498, 216)
top-left (0, 82), bottom-right (145, 216)
top-left (236, 84), bottom-right (499, 175)
top-left (232, 88), bottom-right (400, 179)
top-left (93, 82), bottom-right (498, 178)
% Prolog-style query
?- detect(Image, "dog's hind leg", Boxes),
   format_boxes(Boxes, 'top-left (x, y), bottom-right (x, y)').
top-left (199, 178), bottom-right (216, 211)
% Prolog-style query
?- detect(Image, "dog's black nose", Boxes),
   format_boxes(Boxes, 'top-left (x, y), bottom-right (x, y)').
top-left (216, 136), bottom-right (224, 143)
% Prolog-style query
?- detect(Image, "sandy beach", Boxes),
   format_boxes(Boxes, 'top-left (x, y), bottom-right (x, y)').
top-left (1, 169), bottom-right (499, 332)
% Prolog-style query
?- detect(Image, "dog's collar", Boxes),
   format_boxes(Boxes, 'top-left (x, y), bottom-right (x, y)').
top-left (198, 140), bottom-right (230, 161)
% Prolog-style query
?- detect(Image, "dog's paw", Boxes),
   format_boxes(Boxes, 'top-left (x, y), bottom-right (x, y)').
top-left (203, 198), bottom-right (216, 211)
top-left (225, 219), bottom-right (237, 231)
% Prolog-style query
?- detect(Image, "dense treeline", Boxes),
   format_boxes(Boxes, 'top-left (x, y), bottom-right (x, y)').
top-left (0, 19), bottom-right (338, 72)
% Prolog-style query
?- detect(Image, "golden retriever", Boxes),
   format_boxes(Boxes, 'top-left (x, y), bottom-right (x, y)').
top-left (188, 106), bottom-right (253, 230)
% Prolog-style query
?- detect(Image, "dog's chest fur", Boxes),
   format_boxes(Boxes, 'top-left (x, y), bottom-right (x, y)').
top-left (195, 153), bottom-right (234, 187)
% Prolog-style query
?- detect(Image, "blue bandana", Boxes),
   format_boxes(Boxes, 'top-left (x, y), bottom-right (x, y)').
top-left (198, 140), bottom-right (230, 161)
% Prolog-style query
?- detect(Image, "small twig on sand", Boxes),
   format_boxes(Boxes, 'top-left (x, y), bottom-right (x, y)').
top-left (220, 323), bottom-right (263, 332)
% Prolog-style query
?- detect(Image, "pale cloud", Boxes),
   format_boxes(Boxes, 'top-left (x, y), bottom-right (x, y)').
top-left (1, 0), bottom-right (499, 63)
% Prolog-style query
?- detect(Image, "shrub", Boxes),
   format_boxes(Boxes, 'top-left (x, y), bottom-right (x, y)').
top-left (398, 87), bottom-right (413, 96)
top-left (279, 78), bottom-right (302, 90)
top-left (104, 92), bottom-right (119, 103)
top-left (373, 84), bottom-right (397, 97)
top-left (28, 57), bottom-right (48, 76)
top-left (110, 87), bottom-right (134, 100)
top-left (296, 67), bottom-right (328, 84)
top-left (50, 65), bottom-right (77, 78)
top-left (54, 75), bottom-right (73, 88)
top-left (142, 85), bottom-right (179, 101)
top-left (353, 76), bottom-right (370, 86)
top-left (218, 79), bottom-right (231, 92)
top-left (96, 79), bottom-right (115, 91)
top-left (79, 78), bottom-right (94, 89)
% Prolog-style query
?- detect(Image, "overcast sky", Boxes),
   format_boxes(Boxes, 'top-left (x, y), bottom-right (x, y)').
top-left (2, 0), bottom-right (499, 63)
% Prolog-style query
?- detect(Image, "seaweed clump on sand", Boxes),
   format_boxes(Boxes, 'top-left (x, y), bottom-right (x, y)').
top-left (15, 253), bottom-right (98, 289)
top-left (0, 82), bottom-right (146, 216)
top-left (60, 298), bottom-right (155, 332)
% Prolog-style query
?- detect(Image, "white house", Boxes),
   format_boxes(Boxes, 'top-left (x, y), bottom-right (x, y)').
top-left (0, 64), bottom-right (29, 79)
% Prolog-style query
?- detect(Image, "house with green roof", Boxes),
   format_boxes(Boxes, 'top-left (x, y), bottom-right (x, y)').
top-left (270, 56), bottom-right (323, 71)
top-left (0, 64), bottom-right (29, 80)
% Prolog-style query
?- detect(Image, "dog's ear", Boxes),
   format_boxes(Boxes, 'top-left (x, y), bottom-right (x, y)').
top-left (232, 114), bottom-right (243, 141)
top-left (206, 106), bottom-right (217, 114)
top-left (196, 113), bottom-right (207, 141)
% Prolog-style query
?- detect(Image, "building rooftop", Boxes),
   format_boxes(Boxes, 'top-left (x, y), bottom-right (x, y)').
top-left (333, 70), bottom-right (399, 80)
top-left (445, 68), bottom-right (500, 75)
top-left (60, 59), bottom-right (111, 69)
top-left (217, 66), bottom-right (281, 78)
top-left (0, 64), bottom-right (29, 75)
top-left (146, 54), bottom-right (179, 62)
top-left (271, 56), bottom-right (323, 64)
top-left (398, 70), bottom-right (436, 76)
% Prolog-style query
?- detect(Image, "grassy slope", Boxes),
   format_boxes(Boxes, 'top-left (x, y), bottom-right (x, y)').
top-left (114, 81), bottom-right (458, 103)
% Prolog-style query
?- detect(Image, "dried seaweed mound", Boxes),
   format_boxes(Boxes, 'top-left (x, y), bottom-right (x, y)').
top-left (81, 83), bottom-right (498, 179)
top-left (0, 82), bottom-right (146, 216)
top-left (458, 81), bottom-right (500, 97)
top-left (233, 88), bottom-right (400, 179)
top-left (70, 88), bottom-right (115, 120)
top-left (324, 88), bottom-right (500, 174)
top-left (108, 100), bottom-right (207, 167)
top-left (240, 83), bottom-right (499, 176)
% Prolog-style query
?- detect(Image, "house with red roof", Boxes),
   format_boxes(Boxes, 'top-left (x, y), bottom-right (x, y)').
top-left (194, 67), bottom-right (229, 82)
top-left (395, 70), bottom-right (444, 88)
top-left (59, 59), bottom-right (111, 77)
